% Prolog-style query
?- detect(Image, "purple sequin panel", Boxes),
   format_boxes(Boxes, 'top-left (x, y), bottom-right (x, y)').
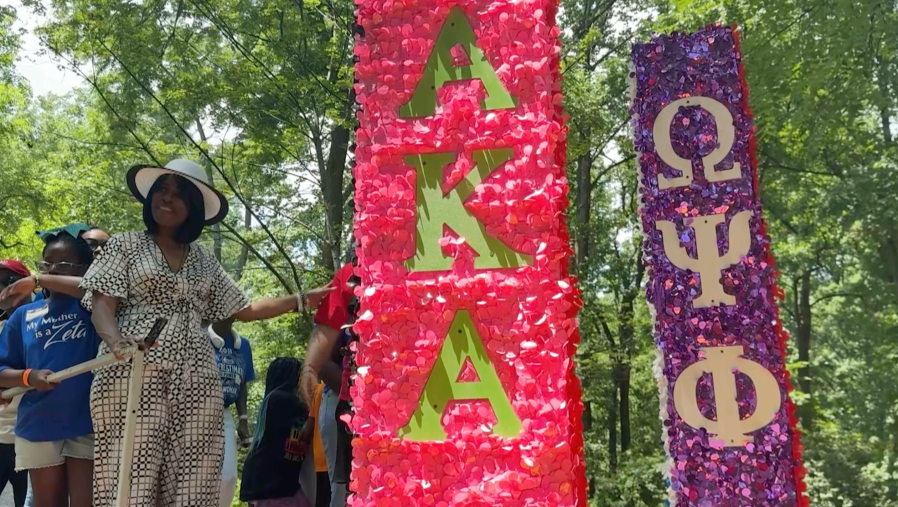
top-left (630, 25), bottom-right (801, 507)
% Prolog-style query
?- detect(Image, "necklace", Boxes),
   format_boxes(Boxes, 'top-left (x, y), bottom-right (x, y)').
top-left (149, 233), bottom-right (189, 274)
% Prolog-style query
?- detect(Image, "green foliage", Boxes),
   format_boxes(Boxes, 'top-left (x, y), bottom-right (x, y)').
top-left (0, 7), bottom-right (43, 241)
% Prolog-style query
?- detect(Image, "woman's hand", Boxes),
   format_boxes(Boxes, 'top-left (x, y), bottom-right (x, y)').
top-left (28, 370), bottom-right (58, 392)
top-left (300, 417), bottom-right (315, 443)
top-left (238, 418), bottom-right (251, 447)
top-left (108, 335), bottom-right (141, 361)
top-left (0, 276), bottom-right (37, 309)
top-left (91, 291), bottom-right (133, 360)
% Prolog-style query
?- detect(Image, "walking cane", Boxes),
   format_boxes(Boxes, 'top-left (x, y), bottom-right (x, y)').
top-left (115, 317), bottom-right (167, 507)
top-left (1, 352), bottom-right (124, 399)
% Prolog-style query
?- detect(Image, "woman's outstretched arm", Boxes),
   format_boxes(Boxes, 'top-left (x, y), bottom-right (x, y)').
top-left (233, 286), bottom-right (334, 322)
top-left (0, 275), bottom-right (84, 306)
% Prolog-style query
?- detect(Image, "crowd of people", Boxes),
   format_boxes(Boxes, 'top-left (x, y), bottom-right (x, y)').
top-left (0, 158), bottom-right (356, 507)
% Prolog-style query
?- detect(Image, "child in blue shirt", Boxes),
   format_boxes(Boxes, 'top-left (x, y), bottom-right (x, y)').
top-left (207, 316), bottom-right (256, 507)
top-left (0, 227), bottom-right (99, 507)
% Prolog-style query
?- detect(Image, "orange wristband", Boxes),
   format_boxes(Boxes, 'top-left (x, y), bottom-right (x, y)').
top-left (22, 369), bottom-right (32, 387)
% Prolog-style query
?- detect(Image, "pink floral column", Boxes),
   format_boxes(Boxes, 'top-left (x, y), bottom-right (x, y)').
top-left (351, 0), bottom-right (585, 506)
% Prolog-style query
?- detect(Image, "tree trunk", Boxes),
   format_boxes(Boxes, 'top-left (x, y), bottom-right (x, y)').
top-left (796, 270), bottom-right (813, 428)
top-left (608, 372), bottom-right (618, 473)
top-left (312, 131), bottom-right (334, 271)
top-left (233, 203), bottom-right (251, 281)
top-left (582, 401), bottom-right (593, 498)
top-left (583, 400), bottom-right (593, 432)
top-left (618, 291), bottom-right (635, 454)
top-left (195, 119), bottom-right (223, 262)
top-left (617, 255), bottom-right (643, 453)
top-left (618, 362), bottom-right (631, 453)
top-left (575, 149), bottom-right (591, 273)
top-left (883, 234), bottom-right (898, 308)
top-left (318, 88), bottom-right (357, 272)
top-left (874, 26), bottom-right (893, 147)
top-left (617, 298), bottom-right (636, 452)
top-left (324, 122), bottom-right (350, 269)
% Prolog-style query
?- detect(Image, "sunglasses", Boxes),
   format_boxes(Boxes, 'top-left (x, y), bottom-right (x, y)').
top-left (83, 238), bottom-right (107, 251)
top-left (35, 261), bottom-right (87, 275)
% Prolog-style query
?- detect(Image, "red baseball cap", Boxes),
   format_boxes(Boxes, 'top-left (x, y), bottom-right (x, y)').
top-left (0, 259), bottom-right (31, 278)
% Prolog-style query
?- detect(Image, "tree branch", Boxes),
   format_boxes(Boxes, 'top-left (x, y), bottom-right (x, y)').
top-left (590, 308), bottom-right (616, 348)
top-left (765, 163), bottom-right (841, 178)
top-left (562, 34), bottom-right (633, 76)
top-left (219, 222), bottom-right (294, 293)
top-left (191, 0), bottom-right (348, 106)
top-left (43, 33), bottom-right (305, 294)
top-left (589, 117), bottom-right (629, 165)
top-left (743, 5), bottom-right (819, 58)
top-left (38, 38), bottom-right (164, 167)
top-left (810, 292), bottom-right (864, 307)
top-left (591, 154), bottom-right (635, 187)
top-left (94, 37), bottom-right (304, 291)
top-left (0, 239), bottom-right (23, 250)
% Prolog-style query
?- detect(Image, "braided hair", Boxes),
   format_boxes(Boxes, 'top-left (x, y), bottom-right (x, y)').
top-left (247, 357), bottom-right (304, 453)
top-left (264, 357), bottom-right (301, 396)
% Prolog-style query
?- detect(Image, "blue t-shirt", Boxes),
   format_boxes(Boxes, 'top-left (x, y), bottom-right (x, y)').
top-left (210, 330), bottom-right (255, 407)
top-left (0, 296), bottom-right (100, 441)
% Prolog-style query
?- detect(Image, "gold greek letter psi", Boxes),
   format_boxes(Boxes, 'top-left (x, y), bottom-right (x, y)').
top-left (657, 210), bottom-right (752, 308)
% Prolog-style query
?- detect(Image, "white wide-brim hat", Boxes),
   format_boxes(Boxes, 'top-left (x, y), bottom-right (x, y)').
top-left (126, 159), bottom-right (229, 225)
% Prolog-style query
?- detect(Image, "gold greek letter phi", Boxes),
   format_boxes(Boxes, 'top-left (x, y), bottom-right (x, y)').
top-left (673, 346), bottom-right (782, 447)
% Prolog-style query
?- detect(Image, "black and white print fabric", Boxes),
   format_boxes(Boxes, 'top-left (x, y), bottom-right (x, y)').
top-left (81, 231), bottom-right (250, 507)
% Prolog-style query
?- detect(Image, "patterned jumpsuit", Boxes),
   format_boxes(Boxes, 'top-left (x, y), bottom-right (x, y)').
top-left (80, 232), bottom-right (249, 507)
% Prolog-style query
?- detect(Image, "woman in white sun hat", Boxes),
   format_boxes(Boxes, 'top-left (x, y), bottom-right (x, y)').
top-left (1, 159), bottom-right (333, 507)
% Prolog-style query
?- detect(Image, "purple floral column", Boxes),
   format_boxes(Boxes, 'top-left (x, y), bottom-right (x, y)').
top-left (630, 25), bottom-right (808, 507)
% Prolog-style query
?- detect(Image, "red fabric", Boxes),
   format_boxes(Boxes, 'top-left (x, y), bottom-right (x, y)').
top-left (340, 355), bottom-right (352, 402)
top-left (313, 263), bottom-right (355, 330)
top-left (0, 260), bottom-right (30, 278)
top-left (313, 263), bottom-right (357, 402)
